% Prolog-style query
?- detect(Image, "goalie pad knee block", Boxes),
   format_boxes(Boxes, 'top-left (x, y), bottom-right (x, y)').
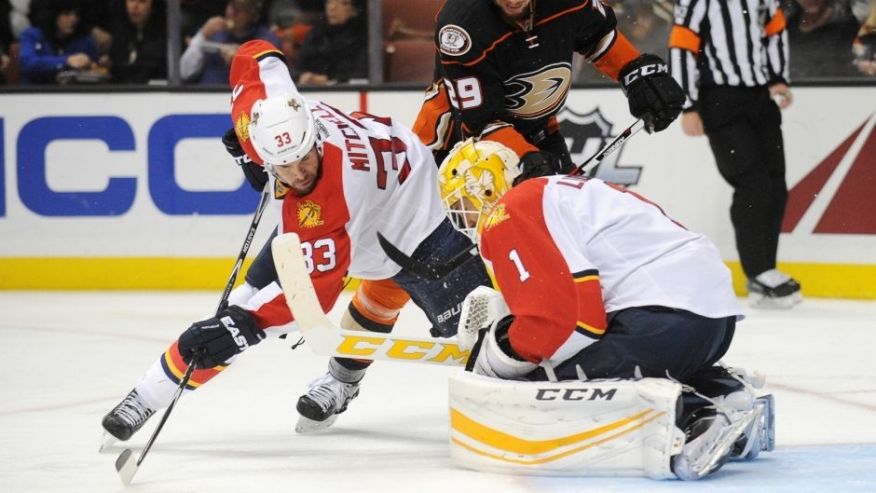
top-left (448, 373), bottom-right (684, 479)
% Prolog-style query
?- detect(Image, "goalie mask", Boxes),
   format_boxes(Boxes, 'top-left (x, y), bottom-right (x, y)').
top-left (248, 91), bottom-right (317, 169)
top-left (438, 139), bottom-right (520, 243)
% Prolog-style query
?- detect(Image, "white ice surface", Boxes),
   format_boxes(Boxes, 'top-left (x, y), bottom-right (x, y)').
top-left (1, 292), bottom-right (875, 492)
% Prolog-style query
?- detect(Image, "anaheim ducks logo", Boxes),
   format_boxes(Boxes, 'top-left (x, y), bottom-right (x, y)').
top-left (504, 63), bottom-right (572, 120)
top-left (481, 203), bottom-right (510, 232)
top-left (298, 200), bottom-right (325, 228)
top-left (235, 112), bottom-right (251, 141)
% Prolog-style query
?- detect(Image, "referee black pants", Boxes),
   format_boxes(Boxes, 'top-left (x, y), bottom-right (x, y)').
top-left (699, 86), bottom-right (788, 279)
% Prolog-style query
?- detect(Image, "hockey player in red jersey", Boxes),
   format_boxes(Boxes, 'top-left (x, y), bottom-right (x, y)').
top-left (437, 139), bottom-right (774, 480)
top-left (413, 0), bottom-right (685, 175)
top-left (101, 40), bottom-right (490, 445)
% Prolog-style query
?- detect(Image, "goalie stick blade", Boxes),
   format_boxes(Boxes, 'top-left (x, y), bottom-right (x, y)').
top-left (115, 448), bottom-right (138, 485)
top-left (271, 233), bottom-right (470, 366)
top-left (377, 232), bottom-right (478, 281)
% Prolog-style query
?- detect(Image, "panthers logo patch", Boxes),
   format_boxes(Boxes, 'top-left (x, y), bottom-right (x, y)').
top-left (438, 24), bottom-right (471, 56)
top-left (297, 200), bottom-right (325, 228)
top-left (481, 203), bottom-right (510, 232)
top-left (235, 112), bottom-right (251, 141)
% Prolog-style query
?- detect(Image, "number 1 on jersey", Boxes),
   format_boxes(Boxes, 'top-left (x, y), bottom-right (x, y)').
top-left (508, 249), bottom-right (531, 282)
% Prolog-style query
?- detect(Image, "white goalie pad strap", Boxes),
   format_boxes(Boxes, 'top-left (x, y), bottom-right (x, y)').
top-left (448, 373), bottom-right (684, 479)
top-left (457, 286), bottom-right (510, 351)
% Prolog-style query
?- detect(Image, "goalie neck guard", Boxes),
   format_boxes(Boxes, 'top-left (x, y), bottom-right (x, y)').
top-left (438, 139), bottom-right (520, 243)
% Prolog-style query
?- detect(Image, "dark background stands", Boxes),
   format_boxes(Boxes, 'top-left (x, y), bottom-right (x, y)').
top-left (294, 0), bottom-right (368, 85)
top-left (110, 0), bottom-right (168, 84)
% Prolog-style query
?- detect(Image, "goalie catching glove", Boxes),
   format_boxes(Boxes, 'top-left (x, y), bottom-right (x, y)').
top-left (619, 54), bottom-right (685, 133)
top-left (222, 127), bottom-right (268, 191)
top-left (178, 305), bottom-right (266, 368)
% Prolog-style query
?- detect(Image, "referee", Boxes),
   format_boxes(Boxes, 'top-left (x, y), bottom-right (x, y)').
top-left (669, 0), bottom-right (801, 308)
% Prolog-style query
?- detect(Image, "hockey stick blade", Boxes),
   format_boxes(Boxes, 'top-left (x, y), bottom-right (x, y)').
top-left (115, 448), bottom-right (137, 485)
top-left (573, 119), bottom-right (645, 176)
top-left (272, 232), bottom-right (470, 366)
top-left (377, 231), bottom-right (477, 281)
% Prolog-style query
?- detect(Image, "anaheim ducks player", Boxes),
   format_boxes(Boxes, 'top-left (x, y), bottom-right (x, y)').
top-left (101, 40), bottom-right (490, 446)
top-left (414, 0), bottom-right (685, 173)
top-left (438, 139), bottom-right (774, 480)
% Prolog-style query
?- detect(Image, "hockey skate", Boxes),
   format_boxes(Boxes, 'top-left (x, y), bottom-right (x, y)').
top-left (672, 406), bottom-right (756, 480)
top-left (295, 372), bottom-right (361, 433)
top-left (100, 389), bottom-right (155, 451)
top-left (730, 394), bottom-right (776, 461)
top-left (747, 269), bottom-right (802, 309)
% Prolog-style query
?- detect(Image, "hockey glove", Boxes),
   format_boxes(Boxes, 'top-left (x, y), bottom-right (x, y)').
top-left (222, 127), bottom-right (268, 191)
top-left (470, 315), bottom-right (537, 379)
top-left (619, 54), bottom-right (685, 133)
top-left (514, 151), bottom-right (567, 186)
top-left (178, 305), bottom-right (266, 368)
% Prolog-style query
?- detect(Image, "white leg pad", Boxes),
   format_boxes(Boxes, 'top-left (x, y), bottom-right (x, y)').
top-left (448, 372), bottom-right (684, 479)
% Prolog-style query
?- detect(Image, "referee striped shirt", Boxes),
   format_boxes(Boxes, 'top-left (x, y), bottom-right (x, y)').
top-left (669, 0), bottom-right (789, 109)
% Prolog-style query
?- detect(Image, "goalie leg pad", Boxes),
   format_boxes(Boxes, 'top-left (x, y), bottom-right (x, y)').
top-left (448, 372), bottom-right (684, 479)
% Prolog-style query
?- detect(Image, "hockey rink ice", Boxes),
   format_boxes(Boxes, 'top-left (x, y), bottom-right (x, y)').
top-left (1, 291), bottom-right (875, 492)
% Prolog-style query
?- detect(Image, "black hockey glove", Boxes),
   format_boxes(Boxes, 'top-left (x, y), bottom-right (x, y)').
top-left (513, 151), bottom-right (566, 186)
top-left (222, 127), bottom-right (268, 191)
top-left (619, 54), bottom-right (685, 133)
top-left (178, 305), bottom-right (265, 368)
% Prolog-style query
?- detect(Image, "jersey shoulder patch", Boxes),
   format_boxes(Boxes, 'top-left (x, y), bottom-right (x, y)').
top-left (438, 24), bottom-right (472, 57)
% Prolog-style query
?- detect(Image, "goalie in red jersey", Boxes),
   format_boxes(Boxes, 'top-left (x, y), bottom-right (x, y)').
top-left (437, 139), bottom-right (774, 480)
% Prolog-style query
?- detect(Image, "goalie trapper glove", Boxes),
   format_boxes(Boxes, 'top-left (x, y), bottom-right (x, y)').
top-left (222, 127), bottom-right (268, 191)
top-left (471, 315), bottom-right (537, 379)
top-left (619, 54), bottom-right (685, 133)
top-left (178, 305), bottom-right (265, 368)
top-left (513, 150), bottom-right (568, 186)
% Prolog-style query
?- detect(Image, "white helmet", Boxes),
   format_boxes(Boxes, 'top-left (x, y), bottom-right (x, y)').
top-left (248, 91), bottom-right (317, 167)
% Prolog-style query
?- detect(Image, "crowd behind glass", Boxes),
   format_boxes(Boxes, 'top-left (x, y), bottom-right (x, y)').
top-left (1, 0), bottom-right (874, 87)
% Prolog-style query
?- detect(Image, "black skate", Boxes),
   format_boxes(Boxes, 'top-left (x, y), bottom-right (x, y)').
top-left (747, 269), bottom-right (802, 309)
top-left (295, 372), bottom-right (361, 433)
top-left (100, 389), bottom-right (155, 451)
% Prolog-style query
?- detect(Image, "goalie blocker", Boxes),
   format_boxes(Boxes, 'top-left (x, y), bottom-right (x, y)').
top-left (449, 373), bottom-right (684, 479)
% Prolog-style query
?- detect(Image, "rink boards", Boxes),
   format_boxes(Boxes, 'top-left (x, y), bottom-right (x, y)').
top-left (0, 87), bottom-right (874, 297)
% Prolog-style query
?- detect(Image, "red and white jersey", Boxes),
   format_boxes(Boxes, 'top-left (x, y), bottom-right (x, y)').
top-left (227, 40), bottom-right (446, 331)
top-left (479, 175), bottom-right (742, 367)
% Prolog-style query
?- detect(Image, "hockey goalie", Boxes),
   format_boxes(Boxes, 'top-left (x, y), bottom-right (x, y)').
top-left (437, 139), bottom-right (775, 480)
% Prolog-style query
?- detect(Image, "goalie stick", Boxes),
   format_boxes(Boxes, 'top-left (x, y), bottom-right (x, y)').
top-left (271, 232), bottom-right (470, 366)
top-left (377, 119), bottom-right (644, 281)
top-left (115, 187), bottom-right (271, 485)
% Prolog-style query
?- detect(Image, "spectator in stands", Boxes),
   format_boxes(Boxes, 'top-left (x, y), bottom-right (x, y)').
top-left (180, 0), bottom-right (227, 41)
top-left (294, 0), bottom-right (368, 86)
top-left (787, 0), bottom-right (860, 78)
top-left (1, 0), bottom-right (13, 84)
top-left (18, 0), bottom-right (99, 85)
top-left (179, 0), bottom-right (279, 85)
top-left (80, 0), bottom-right (114, 56)
top-left (852, 0), bottom-right (876, 76)
top-left (109, 0), bottom-right (168, 84)
top-left (9, 0), bottom-right (30, 39)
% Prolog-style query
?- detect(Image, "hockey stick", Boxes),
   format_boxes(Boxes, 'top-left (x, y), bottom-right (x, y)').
top-left (377, 120), bottom-right (645, 281)
top-left (115, 188), bottom-right (271, 485)
top-left (271, 232), bottom-right (470, 366)
top-left (376, 232), bottom-right (477, 281)
top-left (571, 118), bottom-right (644, 176)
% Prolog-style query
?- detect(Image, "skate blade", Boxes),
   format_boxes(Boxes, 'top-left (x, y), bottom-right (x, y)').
top-left (295, 414), bottom-right (339, 434)
top-left (749, 292), bottom-right (802, 309)
top-left (99, 431), bottom-right (118, 453)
